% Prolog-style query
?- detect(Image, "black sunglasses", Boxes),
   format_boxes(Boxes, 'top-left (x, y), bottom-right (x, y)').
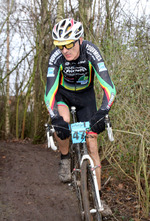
top-left (57, 40), bottom-right (78, 50)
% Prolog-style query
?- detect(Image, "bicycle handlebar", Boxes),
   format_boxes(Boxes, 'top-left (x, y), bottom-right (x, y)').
top-left (45, 107), bottom-right (114, 150)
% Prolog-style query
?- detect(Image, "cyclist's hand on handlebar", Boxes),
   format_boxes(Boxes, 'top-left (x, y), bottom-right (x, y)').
top-left (51, 116), bottom-right (70, 140)
top-left (90, 109), bottom-right (108, 134)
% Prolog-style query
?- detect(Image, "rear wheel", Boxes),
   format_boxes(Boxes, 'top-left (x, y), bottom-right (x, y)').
top-left (81, 160), bottom-right (102, 221)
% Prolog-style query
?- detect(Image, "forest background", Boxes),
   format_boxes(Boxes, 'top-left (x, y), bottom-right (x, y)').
top-left (0, 0), bottom-right (149, 219)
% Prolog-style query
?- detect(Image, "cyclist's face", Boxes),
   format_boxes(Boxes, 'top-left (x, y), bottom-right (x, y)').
top-left (58, 38), bottom-right (83, 61)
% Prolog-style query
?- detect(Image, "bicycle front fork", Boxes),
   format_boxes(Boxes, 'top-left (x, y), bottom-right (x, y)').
top-left (80, 154), bottom-right (104, 212)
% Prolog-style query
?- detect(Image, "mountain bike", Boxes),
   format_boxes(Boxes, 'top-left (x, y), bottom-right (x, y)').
top-left (45, 106), bottom-right (114, 221)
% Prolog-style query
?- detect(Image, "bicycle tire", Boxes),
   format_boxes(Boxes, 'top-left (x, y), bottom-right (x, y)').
top-left (81, 160), bottom-right (102, 221)
top-left (71, 143), bottom-right (84, 220)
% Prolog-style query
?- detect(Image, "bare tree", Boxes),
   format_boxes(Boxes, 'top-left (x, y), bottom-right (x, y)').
top-left (32, 0), bottom-right (54, 143)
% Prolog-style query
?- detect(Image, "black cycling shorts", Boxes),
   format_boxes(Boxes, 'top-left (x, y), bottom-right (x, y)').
top-left (55, 87), bottom-right (97, 122)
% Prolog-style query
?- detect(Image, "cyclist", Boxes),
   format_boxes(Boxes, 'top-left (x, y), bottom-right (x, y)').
top-left (45, 18), bottom-right (116, 216)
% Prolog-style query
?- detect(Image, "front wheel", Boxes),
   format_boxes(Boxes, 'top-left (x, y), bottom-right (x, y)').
top-left (71, 144), bottom-right (84, 220)
top-left (81, 160), bottom-right (102, 221)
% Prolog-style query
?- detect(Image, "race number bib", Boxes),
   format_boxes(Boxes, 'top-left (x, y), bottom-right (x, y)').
top-left (70, 122), bottom-right (90, 144)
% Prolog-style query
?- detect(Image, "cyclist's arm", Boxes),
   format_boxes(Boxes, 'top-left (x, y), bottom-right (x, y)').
top-left (93, 61), bottom-right (116, 111)
top-left (86, 42), bottom-right (116, 111)
top-left (44, 49), bottom-right (62, 118)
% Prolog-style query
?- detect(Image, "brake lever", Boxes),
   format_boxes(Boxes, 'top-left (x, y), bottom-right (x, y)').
top-left (45, 123), bottom-right (57, 151)
top-left (105, 115), bottom-right (114, 142)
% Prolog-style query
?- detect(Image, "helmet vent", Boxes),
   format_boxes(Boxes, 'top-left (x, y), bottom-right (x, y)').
top-left (75, 33), bottom-right (81, 38)
top-left (56, 24), bottom-right (59, 32)
top-left (60, 20), bottom-right (66, 27)
top-left (78, 25), bottom-right (82, 31)
top-left (53, 32), bottom-right (58, 39)
top-left (65, 24), bottom-right (71, 32)
top-left (64, 31), bottom-right (72, 39)
top-left (59, 29), bottom-right (63, 37)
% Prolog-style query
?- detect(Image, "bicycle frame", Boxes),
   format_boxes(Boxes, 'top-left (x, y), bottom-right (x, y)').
top-left (70, 106), bottom-right (104, 212)
top-left (45, 105), bottom-right (114, 218)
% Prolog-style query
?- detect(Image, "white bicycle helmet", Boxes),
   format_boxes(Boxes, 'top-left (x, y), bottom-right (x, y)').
top-left (52, 18), bottom-right (84, 46)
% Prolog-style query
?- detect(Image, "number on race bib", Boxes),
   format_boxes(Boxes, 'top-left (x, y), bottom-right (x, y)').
top-left (73, 131), bottom-right (79, 140)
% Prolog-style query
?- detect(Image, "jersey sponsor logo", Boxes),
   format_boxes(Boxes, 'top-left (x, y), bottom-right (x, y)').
top-left (62, 66), bottom-right (88, 84)
top-left (47, 67), bottom-right (55, 77)
top-left (97, 62), bottom-right (107, 72)
top-left (49, 50), bottom-right (61, 65)
top-left (86, 44), bottom-right (102, 61)
top-left (63, 66), bottom-right (87, 75)
top-left (78, 60), bottom-right (86, 64)
top-left (77, 75), bottom-right (88, 85)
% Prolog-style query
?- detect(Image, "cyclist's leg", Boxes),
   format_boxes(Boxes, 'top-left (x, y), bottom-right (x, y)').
top-left (54, 89), bottom-right (72, 182)
top-left (54, 103), bottom-right (70, 155)
top-left (86, 133), bottom-right (101, 190)
top-left (55, 88), bottom-right (72, 154)
top-left (54, 104), bottom-right (71, 182)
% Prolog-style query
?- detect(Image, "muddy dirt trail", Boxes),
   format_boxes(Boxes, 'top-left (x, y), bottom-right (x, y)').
top-left (0, 141), bottom-right (80, 221)
top-left (0, 140), bottom-right (149, 221)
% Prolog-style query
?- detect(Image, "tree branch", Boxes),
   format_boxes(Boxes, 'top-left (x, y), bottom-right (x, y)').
top-left (0, 47), bottom-right (35, 84)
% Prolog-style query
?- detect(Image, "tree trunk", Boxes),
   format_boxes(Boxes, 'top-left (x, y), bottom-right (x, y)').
top-left (56, 0), bottom-right (65, 23)
top-left (33, 0), bottom-right (53, 143)
top-left (5, 0), bottom-right (10, 139)
top-left (79, 0), bottom-right (94, 40)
